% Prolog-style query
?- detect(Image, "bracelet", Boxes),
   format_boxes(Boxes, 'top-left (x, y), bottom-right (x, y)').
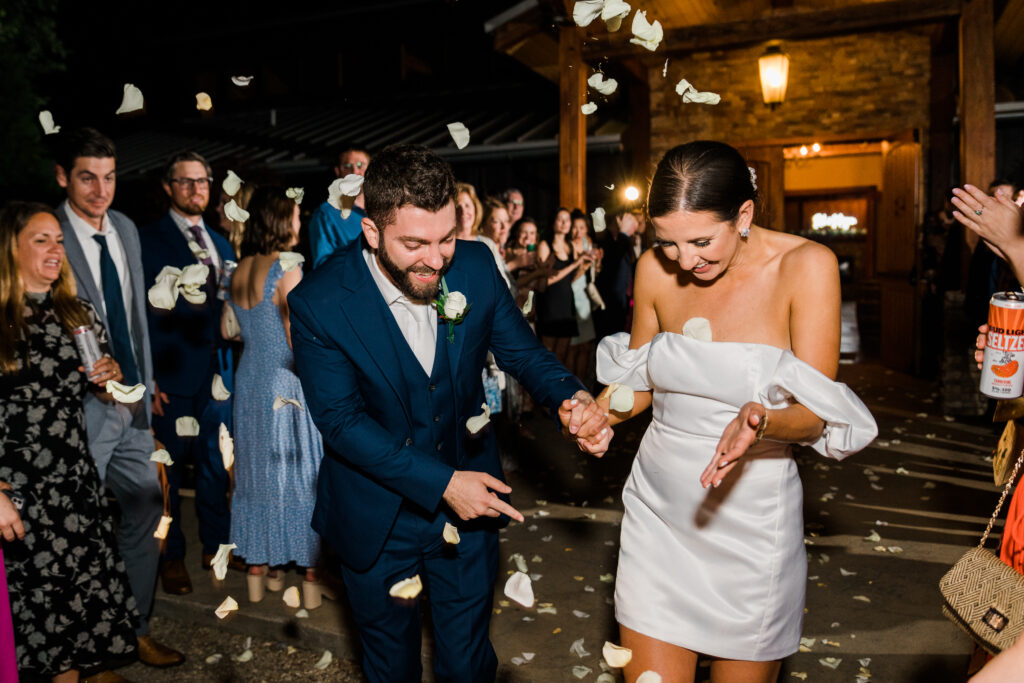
top-left (754, 409), bottom-right (769, 442)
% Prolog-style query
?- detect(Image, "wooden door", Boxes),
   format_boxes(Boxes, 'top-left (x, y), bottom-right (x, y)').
top-left (736, 145), bottom-right (785, 231)
top-left (877, 140), bottom-right (922, 372)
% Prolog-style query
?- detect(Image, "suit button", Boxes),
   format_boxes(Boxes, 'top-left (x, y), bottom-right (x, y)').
top-left (429, 384), bottom-right (437, 392)
top-left (433, 415), bottom-right (440, 423)
top-left (405, 438), bottom-right (413, 446)
top-left (436, 443), bottom-right (443, 451)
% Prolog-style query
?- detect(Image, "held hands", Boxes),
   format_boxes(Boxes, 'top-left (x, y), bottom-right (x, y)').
top-left (0, 482), bottom-right (25, 543)
top-left (443, 471), bottom-right (524, 523)
top-left (559, 391), bottom-right (612, 457)
top-left (701, 402), bottom-right (767, 489)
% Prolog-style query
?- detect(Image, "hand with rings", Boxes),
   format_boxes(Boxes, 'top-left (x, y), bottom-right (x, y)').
top-left (83, 355), bottom-right (123, 389)
top-left (951, 185), bottom-right (1024, 266)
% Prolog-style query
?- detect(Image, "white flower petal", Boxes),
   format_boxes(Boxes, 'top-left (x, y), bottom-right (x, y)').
top-left (629, 11), bottom-right (663, 51)
top-left (222, 170), bottom-right (243, 197)
top-left (601, 0), bottom-right (631, 31)
top-left (314, 650), bottom-right (332, 670)
top-left (581, 102), bottom-right (598, 116)
top-left (224, 199), bottom-right (250, 223)
top-left (178, 263), bottom-right (209, 289)
top-left (791, 674), bottom-right (808, 680)
top-left (295, 608), bottom-right (309, 619)
top-left (504, 571), bottom-right (535, 608)
top-left (283, 586), bottom-right (301, 608)
top-left (272, 395), bottom-right (303, 411)
top-left (682, 317), bottom-right (712, 341)
top-left (521, 290), bottom-right (535, 316)
top-left (154, 515), bottom-right (172, 539)
top-left (840, 567), bottom-right (857, 577)
top-left (570, 638), bottom-right (590, 658)
top-left (181, 286), bottom-right (207, 305)
top-left (853, 595), bottom-right (871, 603)
top-left (175, 416), bottom-right (200, 436)
top-left (38, 110), bottom-right (60, 135)
top-left (572, 666), bottom-right (592, 679)
top-left (588, 73), bottom-right (619, 96)
top-left (443, 522), bottom-right (461, 544)
top-left (212, 374), bottom-right (231, 401)
top-left (598, 382), bottom-right (635, 413)
top-left (219, 423), bottom-right (234, 470)
top-left (210, 543), bottom-right (237, 581)
top-left (150, 449), bottom-right (174, 466)
top-left (232, 649), bottom-right (253, 663)
top-left (205, 654), bottom-right (223, 664)
top-left (215, 596), bottom-right (238, 619)
top-left (602, 641), bottom-right (632, 668)
top-left (637, 673), bottom-right (663, 683)
top-left (447, 122), bottom-right (470, 150)
top-left (819, 657), bottom-right (842, 670)
top-left (389, 574), bottom-right (423, 599)
top-left (591, 207), bottom-right (606, 232)
top-left (231, 75), bottom-right (254, 87)
top-left (106, 380), bottom-right (146, 404)
top-left (466, 402), bottom-right (491, 435)
top-left (328, 175), bottom-right (364, 218)
top-left (573, 609), bottom-right (590, 618)
top-left (285, 187), bottom-right (304, 205)
top-left (195, 92), bottom-right (213, 111)
top-left (148, 273), bottom-right (180, 311)
top-left (597, 675), bottom-right (616, 683)
top-left (865, 530), bottom-right (881, 542)
top-left (115, 83), bottom-right (144, 114)
top-left (279, 251), bottom-right (305, 273)
top-left (662, 58), bottom-right (669, 77)
top-left (572, 0), bottom-right (603, 26)
top-left (683, 88), bottom-right (721, 105)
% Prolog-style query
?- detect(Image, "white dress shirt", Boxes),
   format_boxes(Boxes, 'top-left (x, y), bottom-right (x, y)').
top-left (63, 201), bottom-right (134, 325)
top-left (364, 248), bottom-right (437, 375)
top-left (168, 209), bottom-right (223, 276)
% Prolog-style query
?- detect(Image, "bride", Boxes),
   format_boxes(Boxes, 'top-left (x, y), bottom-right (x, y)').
top-left (596, 141), bottom-right (877, 682)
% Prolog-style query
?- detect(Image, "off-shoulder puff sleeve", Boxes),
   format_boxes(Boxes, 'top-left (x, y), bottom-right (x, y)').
top-left (757, 350), bottom-right (877, 460)
top-left (596, 332), bottom-right (652, 391)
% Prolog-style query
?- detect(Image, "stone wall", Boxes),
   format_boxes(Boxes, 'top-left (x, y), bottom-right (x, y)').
top-left (648, 29), bottom-right (933, 164)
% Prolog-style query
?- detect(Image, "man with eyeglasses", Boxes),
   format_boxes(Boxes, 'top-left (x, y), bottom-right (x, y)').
top-left (139, 151), bottom-right (239, 597)
top-left (502, 187), bottom-right (525, 224)
top-left (309, 143), bottom-right (371, 268)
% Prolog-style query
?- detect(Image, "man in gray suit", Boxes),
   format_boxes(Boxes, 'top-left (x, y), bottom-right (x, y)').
top-left (54, 128), bottom-right (184, 668)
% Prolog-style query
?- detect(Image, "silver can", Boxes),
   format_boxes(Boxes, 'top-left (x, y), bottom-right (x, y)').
top-left (980, 292), bottom-right (1024, 399)
top-left (72, 326), bottom-right (102, 374)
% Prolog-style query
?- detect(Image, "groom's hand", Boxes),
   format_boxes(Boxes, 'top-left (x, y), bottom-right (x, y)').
top-left (443, 471), bottom-right (524, 523)
top-left (559, 391), bottom-right (612, 458)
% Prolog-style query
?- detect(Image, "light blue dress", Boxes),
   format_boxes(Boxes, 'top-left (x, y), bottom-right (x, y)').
top-left (229, 260), bottom-right (324, 567)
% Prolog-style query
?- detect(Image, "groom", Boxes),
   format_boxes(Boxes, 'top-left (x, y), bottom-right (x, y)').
top-left (289, 144), bottom-right (611, 682)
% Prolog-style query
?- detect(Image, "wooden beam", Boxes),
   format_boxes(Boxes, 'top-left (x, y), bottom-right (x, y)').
top-left (558, 25), bottom-right (586, 211)
top-left (959, 0), bottom-right (996, 254)
top-left (584, 0), bottom-right (961, 60)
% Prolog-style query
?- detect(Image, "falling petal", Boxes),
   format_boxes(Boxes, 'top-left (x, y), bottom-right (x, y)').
top-left (314, 650), bottom-right (333, 670)
top-left (572, 0), bottom-right (603, 27)
top-left (601, 0), bottom-right (631, 31)
top-left (212, 374), bottom-right (231, 401)
top-left (205, 654), bottom-right (223, 664)
top-left (895, 467), bottom-right (910, 475)
top-left (224, 199), bottom-right (250, 223)
top-left (150, 449), bottom-right (174, 466)
top-left (504, 571), bottom-right (535, 608)
top-left (864, 530), bottom-right (881, 542)
top-left (573, 609), bottom-right (590, 618)
top-left (215, 596), bottom-right (238, 619)
top-left (389, 574), bottom-right (423, 599)
top-left (447, 122), bottom-right (471, 149)
top-left (219, 423), bottom-right (234, 470)
top-left (605, 183), bottom-right (615, 191)
top-left (581, 102), bottom-right (598, 115)
top-left (602, 641), bottom-right (632, 668)
top-left (153, 515), bottom-right (172, 539)
top-left (115, 83), bottom-right (144, 114)
top-left (637, 673), bottom-right (663, 683)
top-left (443, 522), bottom-right (461, 544)
top-left (181, 286), bottom-right (207, 305)
top-left (599, 573), bottom-right (614, 582)
top-left (106, 380), bottom-right (146, 404)
top-left (853, 595), bottom-right (871, 603)
top-left (840, 568), bottom-right (857, 577)
top-left (195, 92), bottom-right (213, 111)
top-left (148, 267), bottom-right (181, 310)
top-left (175, 416), bottom-right (200, 437)
top-left (629, 11), bottom-right (663, 51)
top-left (38, 110), bottom-right (60, 135)
top-left (662, 58), bottom-right (669, 77)
top-left (588, 72), bottom-right (618, 96)
top-left (223, 171), bottom-right (243, 197)
top-left (682, 317), bottom-right (713, 341)
top-left (598, 382), bottom-right (634, 412)
top-left (279, 251), bottom-right (305, 273)
top-left (573, 666), bottom-right (592, 679)
top-left (285, 187), bottom-right (304, 205)
top-left (466, 402), bottom-right (491, 434)
top-left (295, 608), bottom-right (309, 618)
top-left (210, 543), bottom-right (237, 581)
top-left (819, 657), bottom-right (842, 670)
top-left (791, 674), bottom-right (807, 680)
top-left (570, 638), bottom-right (590, 658)
top-left (283, 586), bottom-right (301, 608)
top-left (231, 649), bottom-right (253, 663)
top-left (537, 605), bottom-right (557, 614)
top-left (328, 175), bottom-right (363, 218)
top-left (521, 290), bottom-right (535, 316)
top-left (231, 75), bottom-right (254, 87)
top-left (509, 552), bottom-right (528, 573)
top-left (592, 206), bottom-right (606, 232)
top-left (272, 396), bottom-right (303, 410)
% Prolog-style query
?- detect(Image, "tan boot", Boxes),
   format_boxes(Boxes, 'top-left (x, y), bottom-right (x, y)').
top-left (247, 571), bottom-right (265, 603)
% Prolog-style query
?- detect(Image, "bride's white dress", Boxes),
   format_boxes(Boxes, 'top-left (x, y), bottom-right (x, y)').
top-left (597, 329), bottom-right (877, 661)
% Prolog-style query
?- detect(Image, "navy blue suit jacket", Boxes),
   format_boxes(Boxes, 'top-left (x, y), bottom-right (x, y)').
top-left (289, 238), bottom-right (584, 571)
top-left (138, 213), bottom-right (236, 397)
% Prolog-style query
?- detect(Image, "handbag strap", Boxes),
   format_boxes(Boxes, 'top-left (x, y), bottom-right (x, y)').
top-left (980, 446), bottom-right (1024, 548)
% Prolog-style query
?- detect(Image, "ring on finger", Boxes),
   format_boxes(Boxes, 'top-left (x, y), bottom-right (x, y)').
top-left (976, 208), bottom-right (984, 216)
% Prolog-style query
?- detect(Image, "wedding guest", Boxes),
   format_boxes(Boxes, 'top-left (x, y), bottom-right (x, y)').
top-left (505, 217), bottom-right (547, 310)
top-left (477, 198), bottom-right (514, 290)
top-left (535, 208), bottom-right (590, 367)
top-left (502, 187), bottom-right (525, 225)
top-left (595, 209), bottom-right (637, 339)
top-left (226, 187), bottom-right (328, 609)
top-left (0, 201), bottom-right (139, 681)
top-left (455, 182), bottom-right (482, 240)
top-left (568, 209), bottom-right (598, 382)
top-left (140, 151), bottom-right (238, 596)
top-left (309, 143), bottom-right (370, 267)
top-left (53, 128), bottom-right (182, 668)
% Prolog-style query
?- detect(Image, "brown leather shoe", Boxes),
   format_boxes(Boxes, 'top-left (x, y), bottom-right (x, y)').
top-left (82, 671), bottom-right (133, 683)
top-left (137, 635), bottom-right (185, 668)
top-left (159, 559), bottom-right (193, 595)
top-left (201, 551), bottom-right (246, 572)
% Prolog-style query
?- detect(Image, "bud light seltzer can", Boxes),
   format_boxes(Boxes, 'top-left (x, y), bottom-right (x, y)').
top-left (981, 292), bottom-right (1024, 399)
top-left (72, 326), bottom-right (102, 375)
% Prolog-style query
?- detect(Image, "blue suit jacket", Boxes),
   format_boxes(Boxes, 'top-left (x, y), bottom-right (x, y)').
top-left (308, 201), bottom-right (365, 269)
top-left (289, 238), bottom-right (584, 571)
top-left (138, 213), bottom-right (236, 397)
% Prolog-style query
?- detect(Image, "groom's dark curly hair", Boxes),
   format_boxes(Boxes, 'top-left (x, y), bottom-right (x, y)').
top-left (363, 143), bottom-right (458, 229)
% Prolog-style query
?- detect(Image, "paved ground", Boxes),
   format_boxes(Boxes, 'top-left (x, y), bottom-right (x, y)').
top-left (119, 361), bottom-right (1000, 682)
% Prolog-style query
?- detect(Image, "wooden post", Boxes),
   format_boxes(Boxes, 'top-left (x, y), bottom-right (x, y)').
top-left (959, 0), bottom-right (995, 251)
top-left (559, 25), bottom-right (586, 211)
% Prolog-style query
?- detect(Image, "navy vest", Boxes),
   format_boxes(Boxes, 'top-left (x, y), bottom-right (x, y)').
top-left (400, 327), bottom-right (458, 468)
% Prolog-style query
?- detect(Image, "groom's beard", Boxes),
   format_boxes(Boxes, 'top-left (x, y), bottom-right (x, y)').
top-left (377, 241), bottom-right (452, 302)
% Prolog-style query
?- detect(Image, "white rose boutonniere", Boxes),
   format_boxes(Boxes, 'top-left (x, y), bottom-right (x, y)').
top-left (434, 277), bottom-right (470, 343)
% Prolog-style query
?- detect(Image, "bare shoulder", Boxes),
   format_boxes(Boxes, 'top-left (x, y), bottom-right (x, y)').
top-left (635, 246), bottom-right (675, 282)
top-left (775, 233), bottom-right (838, 282)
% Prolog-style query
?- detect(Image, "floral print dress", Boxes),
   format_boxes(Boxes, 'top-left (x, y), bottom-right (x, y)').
top-left (0, 293), bottom-right (138, 677)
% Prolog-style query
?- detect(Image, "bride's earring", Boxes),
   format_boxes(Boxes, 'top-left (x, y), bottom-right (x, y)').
top-left (740, 225), bottom-right (750, 238)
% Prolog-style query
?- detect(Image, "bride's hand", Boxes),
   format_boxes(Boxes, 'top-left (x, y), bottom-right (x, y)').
top-left (701, 402), bottom-right (766, 488)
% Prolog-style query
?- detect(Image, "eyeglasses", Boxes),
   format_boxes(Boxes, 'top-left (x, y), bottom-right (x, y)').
top-left (171, 177), bottom-right (213, 189)
top-left (510, 199), bottom-right (524, 206)
top-left (342, 161), bottom-right (365, 171)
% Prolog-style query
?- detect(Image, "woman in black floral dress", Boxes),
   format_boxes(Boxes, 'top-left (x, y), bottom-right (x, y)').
top-left (0, 202), bottom-right (138, 681)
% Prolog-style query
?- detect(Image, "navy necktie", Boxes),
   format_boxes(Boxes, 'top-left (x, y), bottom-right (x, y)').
top-left (93, 234), bottom-right (140, 386)
top-left (188, 224), bottom-right (218, 293)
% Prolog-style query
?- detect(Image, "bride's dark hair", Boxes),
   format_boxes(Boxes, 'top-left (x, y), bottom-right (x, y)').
top-left (647, 141), bottom-right (758, 223)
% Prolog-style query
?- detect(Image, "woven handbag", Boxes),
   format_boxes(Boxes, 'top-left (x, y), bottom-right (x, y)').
top-left (939, 448), bottom-right (1024, 655)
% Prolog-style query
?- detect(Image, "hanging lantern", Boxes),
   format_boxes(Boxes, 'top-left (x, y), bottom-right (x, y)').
top-left (758, 44), bottom-right (790, 108)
